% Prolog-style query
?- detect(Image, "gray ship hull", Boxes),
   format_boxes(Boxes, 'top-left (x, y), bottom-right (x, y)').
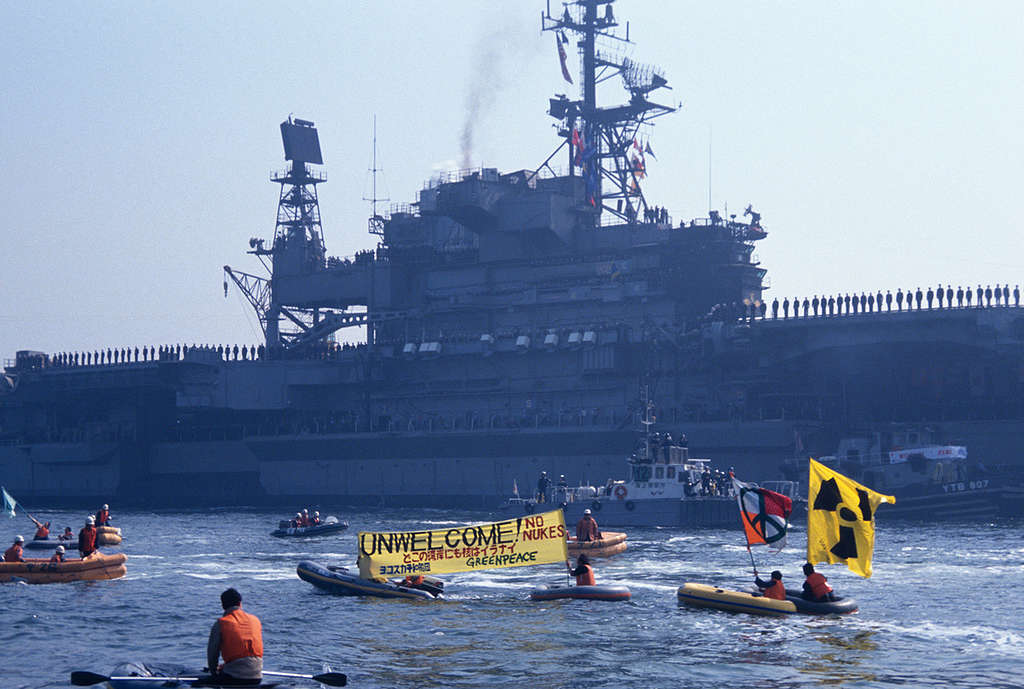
top-left (2, 419), bottom-right (1023, 511)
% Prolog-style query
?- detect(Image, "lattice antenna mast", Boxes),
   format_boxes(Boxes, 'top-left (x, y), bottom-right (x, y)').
top-left (364, 115), bottom-right (390, 237)
top-left (541, 0), bottom-right (676, 225)
top-left (225, 116), bottom-right (328, 351)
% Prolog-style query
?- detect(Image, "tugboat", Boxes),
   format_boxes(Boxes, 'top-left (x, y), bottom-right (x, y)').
top-left (784, 427), bottom-right (1024, 520)
top-left (509, 393), bottom-right (741, 528)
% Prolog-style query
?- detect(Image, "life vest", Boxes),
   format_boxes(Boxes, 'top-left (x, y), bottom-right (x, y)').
top-left (575, 564), bottom-right (595, 586)
top-left (95, 510), bottom-right (110, 526)
top-left (576, 517), bottom-right (599, 542)
top-left (403, 575), bottom-right (424, 586)
top-left (3, 544), bottom-right (23, 562)
top-left (219, 609), bottom-right (264, 663)
top-left (79, 526), bottom-right (98, 553)
top-left (805, 572), bottom-right (832, 600)
top-left (35, 525), bottom-right (50, 539)
top-left (764, 579), bottom-right (786, 601)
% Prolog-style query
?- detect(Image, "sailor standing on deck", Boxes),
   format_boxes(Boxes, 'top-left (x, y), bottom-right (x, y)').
top-left (576, 508), bottom-right (602, 542)
top-left (537, 471), bottom-right (551, 503)
top-left (204, 588), bottom-right (263, 686)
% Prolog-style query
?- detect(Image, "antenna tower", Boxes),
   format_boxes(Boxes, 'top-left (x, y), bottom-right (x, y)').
top-left (541, 0), bottom-right (676, 226)
top-left (224, 116), bottom-right (329, 351)
top-left (364, 115), bottom-right (389, 237)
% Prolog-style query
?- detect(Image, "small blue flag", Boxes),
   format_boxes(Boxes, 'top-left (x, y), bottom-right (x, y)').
top-left (2, 486), bottom-right (17, 518)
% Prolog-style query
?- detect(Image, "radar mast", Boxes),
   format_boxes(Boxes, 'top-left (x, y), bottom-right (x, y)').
top-left (541, 0), bottom-right (676, 226)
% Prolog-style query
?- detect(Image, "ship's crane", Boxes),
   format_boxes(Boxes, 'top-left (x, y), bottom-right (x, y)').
top-left (539, 0), bottom-right (676, 225)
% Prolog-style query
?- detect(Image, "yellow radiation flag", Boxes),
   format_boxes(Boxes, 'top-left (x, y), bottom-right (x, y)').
top-left (357, 509), bottom-right (569, 579)
top-left (807, 458), bottom-right (895, 578)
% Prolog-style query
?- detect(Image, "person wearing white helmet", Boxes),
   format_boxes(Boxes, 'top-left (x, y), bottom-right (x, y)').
top-left (292, 512), bottom-right (303, 528)
top-left (575, 508), bottom-right (602, 543)
top-left (50, 544), bottom-right (66, 563)
top-left (95, 503), bottom-right (111, 527)
top-left (3, 535), bottom-right (26, 563)
top-left (311, 511), bottom-right (321, 526)
top-left (79, 515), bottom-right (99, 558)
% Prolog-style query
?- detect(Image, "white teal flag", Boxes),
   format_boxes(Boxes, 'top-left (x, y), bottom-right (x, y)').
top-left (2, 486), bottom-right (17, 518)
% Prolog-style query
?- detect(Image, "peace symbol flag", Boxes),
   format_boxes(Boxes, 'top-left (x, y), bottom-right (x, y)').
top-left (733, 477), bottom-right (793, 550)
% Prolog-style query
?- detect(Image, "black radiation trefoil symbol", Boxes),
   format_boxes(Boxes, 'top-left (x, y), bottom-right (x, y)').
top-left (812, 478), bottom-right (875, 561)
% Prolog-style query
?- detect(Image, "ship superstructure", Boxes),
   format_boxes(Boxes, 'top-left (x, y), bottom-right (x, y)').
top-left (1, 0), bottom-right (1022, 508)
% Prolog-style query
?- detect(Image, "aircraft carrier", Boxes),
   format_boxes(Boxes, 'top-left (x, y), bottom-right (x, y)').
top-left (2, 0), bottom-right (1022, 509)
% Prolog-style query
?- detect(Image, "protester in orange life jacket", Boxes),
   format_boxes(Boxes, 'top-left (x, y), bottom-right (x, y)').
top-left (94, 504), bottom-right (111, 527)
top-left (3, 535), bottom-right (25, 563)
top-left (402, 574), bottom-right (425, 587)
top-left (50, 545), bottom-right (66, 563)
top-left (802, 563), bottom-right (835, 602)
top-left (575, 508), bottom-right (602, 542)
top-left (30, 516), bottom-right (51, 540)
top-left (566, 553), bottom-right (595, 586)
top-left (78, 516), bottom-right (98, 558)
top-left (754, 570), bottom-right (787, 601)
top-left (205, 587), bottom-right (263, 686)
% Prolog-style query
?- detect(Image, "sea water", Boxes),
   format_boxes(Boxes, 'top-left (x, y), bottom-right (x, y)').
top-left (2, 509), bottom-right (1022, 688)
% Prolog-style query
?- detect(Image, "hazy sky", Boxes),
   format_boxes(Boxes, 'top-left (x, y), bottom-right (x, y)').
top-left (3, 1), bottom-right (1022, 359)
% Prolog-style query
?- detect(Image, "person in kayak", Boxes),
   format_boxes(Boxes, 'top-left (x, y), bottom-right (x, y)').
top-left (575, 508), bottom-right (601, 542)
top-left (78, 516), bottom-right (98, 558)
top-left (802, 563), bottom-right (836, 602)
top-left (50, 545), bottom-right (66, 563)
top-left (58, 526), bottom-right (74, 542)
top-left (29, 516), bottom-right (51, 540)
top-left (94, 504), bottom-right (111, 527)
top-left (205, 587), bottom-right (263, 686)
top-left (566, 553), bottom-right (595, 586)
top-left (3, 535), bottom-right (25, 562)
top-left (754, 570), bottom-right (786, 600)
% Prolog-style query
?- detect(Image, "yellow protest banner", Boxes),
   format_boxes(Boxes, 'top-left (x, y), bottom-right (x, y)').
top-left (807, 458), bottom-right (895, 578)
top-left (357, 509), bottom-right (569, 578)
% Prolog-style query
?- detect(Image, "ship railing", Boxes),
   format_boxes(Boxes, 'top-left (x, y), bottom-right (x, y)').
top-left (270, 167), bottom-right (327, 183)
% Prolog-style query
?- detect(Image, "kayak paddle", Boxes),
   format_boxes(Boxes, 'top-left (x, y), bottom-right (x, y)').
top-left (71, 669), bottom-right (346, 686)
top-left (71, 672), bottom-right (199, 685)
top-left (264, 669), bottom-right (347, 685)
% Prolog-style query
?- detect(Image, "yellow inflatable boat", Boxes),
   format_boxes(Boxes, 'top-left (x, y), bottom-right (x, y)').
top-left (677, 582), bottom-right (797, 617)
